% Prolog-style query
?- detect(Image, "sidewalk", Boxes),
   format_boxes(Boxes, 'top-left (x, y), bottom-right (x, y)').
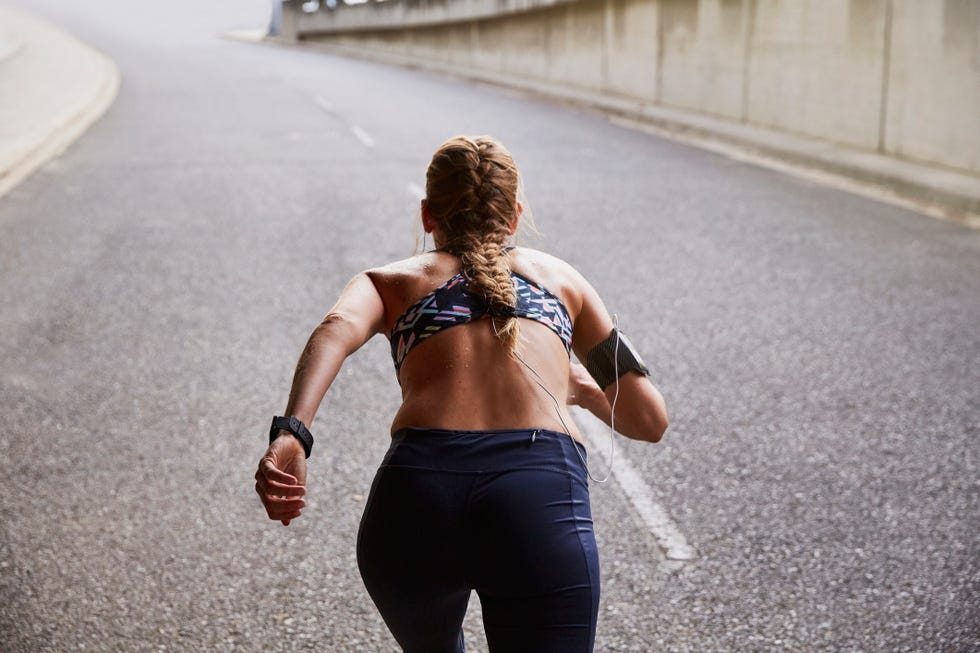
top-left (0, 5), bottom-right (119, 199)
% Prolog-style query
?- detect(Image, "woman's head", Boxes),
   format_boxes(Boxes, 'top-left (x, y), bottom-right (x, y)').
top-left (422, 135), bottom-right (523, 354)
top-left (422, 135), bottom-right (521, 249)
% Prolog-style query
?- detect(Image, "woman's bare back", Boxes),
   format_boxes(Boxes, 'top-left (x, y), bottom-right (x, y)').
top-left (367, 247), bottom-right (587, 439)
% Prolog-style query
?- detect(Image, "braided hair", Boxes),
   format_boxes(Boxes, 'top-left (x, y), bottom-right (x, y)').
top-left (424, 135), bottom-right (522, 355)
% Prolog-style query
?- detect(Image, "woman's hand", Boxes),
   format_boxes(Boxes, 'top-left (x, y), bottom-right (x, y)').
top-left (567, 362), bottom-right (606, 411)
top-left (255, 434), bottom-right (307, 526)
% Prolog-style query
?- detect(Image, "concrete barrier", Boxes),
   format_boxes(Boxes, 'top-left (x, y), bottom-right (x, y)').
top-left (280, 0), bottom-right (980, 179)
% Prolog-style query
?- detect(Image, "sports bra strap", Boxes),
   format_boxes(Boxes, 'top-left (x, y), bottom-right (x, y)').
top-left (389, 270), bottom-right (572, 376)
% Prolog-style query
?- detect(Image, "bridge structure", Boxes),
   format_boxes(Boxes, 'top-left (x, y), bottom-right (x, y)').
top-left (280, 0), bottom-right (980, 218)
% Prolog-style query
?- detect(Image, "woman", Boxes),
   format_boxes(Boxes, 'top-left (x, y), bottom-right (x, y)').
top-left (255, 135), bottom-right (668, 652)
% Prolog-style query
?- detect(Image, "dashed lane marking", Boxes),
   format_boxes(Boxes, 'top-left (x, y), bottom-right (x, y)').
top-left (313, 94), bottom-right (333, 113)
top-left (309, 95), bottom-right (375, 149)
top-left (350, 125), bottom-right (375, 148)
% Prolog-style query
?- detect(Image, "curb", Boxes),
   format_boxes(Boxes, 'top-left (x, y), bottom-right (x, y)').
top-left (0, 9), bottom-right (121, 201)
top-left (255, 35), bottom-right (980, 229)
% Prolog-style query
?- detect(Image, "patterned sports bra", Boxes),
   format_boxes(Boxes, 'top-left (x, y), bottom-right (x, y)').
top-left (389, 270), bottom-right (573, 376)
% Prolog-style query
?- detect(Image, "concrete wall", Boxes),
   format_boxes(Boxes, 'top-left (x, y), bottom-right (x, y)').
top-left (282, 0), bottom-right (980, 176)
top-left (886, 1), bottom-right (980, 173)
top-left (743, 0), bottom-right (888, 150)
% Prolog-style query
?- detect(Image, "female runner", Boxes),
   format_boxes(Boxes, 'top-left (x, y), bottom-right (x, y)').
top-left (255, 135), bottom-right (668, 652)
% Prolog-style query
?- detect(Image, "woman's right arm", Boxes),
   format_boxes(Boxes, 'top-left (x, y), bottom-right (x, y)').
top-left (255, 271), bottom-right (386, 525)
top-left (569, 268), bottom-right (669, 443)
top-left (280, 271), bottom-right (387, 428)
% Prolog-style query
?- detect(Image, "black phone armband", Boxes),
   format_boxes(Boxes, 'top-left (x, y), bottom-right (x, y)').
top-left (585, 328), bottom-right (650, 390)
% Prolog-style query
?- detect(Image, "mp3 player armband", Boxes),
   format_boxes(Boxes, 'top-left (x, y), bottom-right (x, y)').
top-left (585, 328), bottom-right (650, 390)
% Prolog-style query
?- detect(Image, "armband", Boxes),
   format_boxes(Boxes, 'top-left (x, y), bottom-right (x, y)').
top-left (269, 415), bottom-right (314, 459)
top-left (584, 328), bottom-right (650, 390)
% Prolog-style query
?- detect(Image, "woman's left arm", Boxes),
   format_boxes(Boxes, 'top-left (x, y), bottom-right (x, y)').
top-left (255, 272), bottom-right (386, 525)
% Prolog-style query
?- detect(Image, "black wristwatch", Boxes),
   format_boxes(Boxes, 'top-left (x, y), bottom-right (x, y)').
top-left (585, 328), bottom-right (650, 390)
top-left (269, 415), bottom-right (314, 459)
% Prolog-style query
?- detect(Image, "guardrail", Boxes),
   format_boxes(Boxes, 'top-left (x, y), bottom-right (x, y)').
top-left (282, 0), bottom-right (583, 34)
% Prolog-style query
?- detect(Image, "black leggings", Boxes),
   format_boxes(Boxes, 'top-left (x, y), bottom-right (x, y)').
top-left (357, 427), bottom-right (600, 652)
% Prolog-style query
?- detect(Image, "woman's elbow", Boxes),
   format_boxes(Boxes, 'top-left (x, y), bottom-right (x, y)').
top-left (617, 408), bottom-right (667, 443)
top-left (649, 415), bottom-right (668, 443)
top-left (642, 406), bottom-right (669, 443)
top-left (651, 389), bottom-right (669, 442)
top-left (314, 311), bottom-right (367, 354)
top-left (608, 378), bottom-right (668, 442)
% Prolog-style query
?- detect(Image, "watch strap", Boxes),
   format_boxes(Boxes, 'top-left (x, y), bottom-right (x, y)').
top-left (269, 415), bottom-right (314, 459)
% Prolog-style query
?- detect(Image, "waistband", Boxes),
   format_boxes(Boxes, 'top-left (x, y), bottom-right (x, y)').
top-left (383, 427), bottom-right (588, 482)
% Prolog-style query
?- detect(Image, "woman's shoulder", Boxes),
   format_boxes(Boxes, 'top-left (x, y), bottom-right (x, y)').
top-left (366, 255), bottom-right (416, 280)
top-left (509, 247), bottom-right (587, 312)
top-left (366, 253), bottom-right (439, 281)
top-left (510, 247), bottom-right (587, 283)
top-left (365, 252), bottom-right (461, 307)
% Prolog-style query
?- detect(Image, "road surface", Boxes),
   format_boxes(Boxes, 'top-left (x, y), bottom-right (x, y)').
top-left (1, 1), bottom-right (977, 651)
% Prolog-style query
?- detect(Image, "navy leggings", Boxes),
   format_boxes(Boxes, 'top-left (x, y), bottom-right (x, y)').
top-left (357, 427), bottom-right (600, 652)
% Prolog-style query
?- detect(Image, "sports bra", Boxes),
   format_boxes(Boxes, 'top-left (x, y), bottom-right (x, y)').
top-left (389, 270), bottom-right (573, 375)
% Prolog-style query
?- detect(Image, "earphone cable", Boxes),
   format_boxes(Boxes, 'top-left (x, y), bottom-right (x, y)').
top-left (496, 314), bottom-right (621, 484)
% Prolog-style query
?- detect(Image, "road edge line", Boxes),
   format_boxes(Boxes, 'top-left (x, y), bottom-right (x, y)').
top-left (575, 409), bottom-right (698, 563)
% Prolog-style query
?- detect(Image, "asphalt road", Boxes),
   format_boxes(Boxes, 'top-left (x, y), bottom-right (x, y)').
top-left (1, 1), bottom-right (978, 651)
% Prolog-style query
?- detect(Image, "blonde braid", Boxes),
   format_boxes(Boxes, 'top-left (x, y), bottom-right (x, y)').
top-left (460, 234), bottom-right (520, 354)
top-left (424, 135), bottom-right (522, 356)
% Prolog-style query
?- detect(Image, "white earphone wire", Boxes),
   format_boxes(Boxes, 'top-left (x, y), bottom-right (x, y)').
top-left (496, 313), bottom-right (621, 484)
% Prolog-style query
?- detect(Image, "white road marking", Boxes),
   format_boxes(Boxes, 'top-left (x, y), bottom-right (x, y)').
top-left (350, 125), bottom-right (375, 148)
top-left (406, 182), bottom-right (425, 200)
top-left (309, 95), bottom-right (376, 151)
top-left (575, 408), bottom-right (698, 562)
top-left (313, 94), bottom-right (333, 113)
